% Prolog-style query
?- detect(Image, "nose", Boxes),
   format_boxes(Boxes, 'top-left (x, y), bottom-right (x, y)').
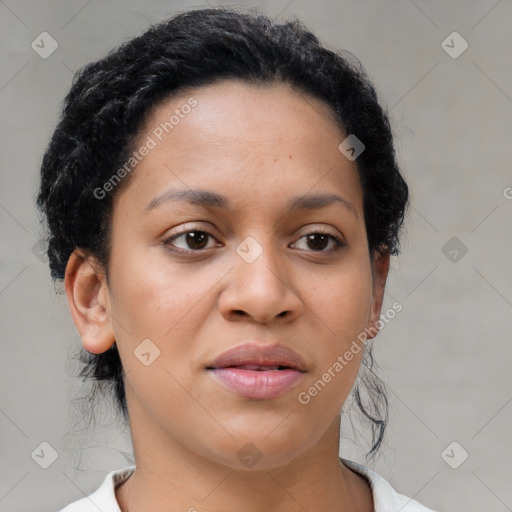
top-left (218, 238), bottom-right (303, 324)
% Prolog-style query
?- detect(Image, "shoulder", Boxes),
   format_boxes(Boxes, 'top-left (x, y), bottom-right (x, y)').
top-left (58, 466), bottom-right (135, 512)
top-left (341, 459), bottom-right (437, 512)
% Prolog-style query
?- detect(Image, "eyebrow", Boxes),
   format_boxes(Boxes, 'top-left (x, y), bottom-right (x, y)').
top-left (287, 193), bottom-right (357, 218)
top-left (144, 188), bottom-right (228, 212)
top-left (144, 188), bottom-right (357, 218)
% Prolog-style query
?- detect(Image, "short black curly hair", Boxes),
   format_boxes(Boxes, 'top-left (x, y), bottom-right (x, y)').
top-left (37, 7), bottom-right (408, 460)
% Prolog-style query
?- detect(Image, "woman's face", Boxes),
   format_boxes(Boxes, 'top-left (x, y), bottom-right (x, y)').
top-left (74, 80), bottom-right (389, 470)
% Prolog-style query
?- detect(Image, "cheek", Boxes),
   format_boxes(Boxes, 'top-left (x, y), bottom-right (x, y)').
top-left (107, 246), bottom-right (233, 396)
top-left (108, 244), bottom-right (216, 339)
top-left (304, 259), bottom-right (373, 344)
top-left (107, 250), bottom-right (220, 409)
top-left (296, 257), bottom-right (373, 407)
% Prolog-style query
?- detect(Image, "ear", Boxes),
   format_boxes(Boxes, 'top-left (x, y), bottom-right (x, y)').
top-left (64, 249), bottom-right (115, 354)
top-left (365, 249), bottom-right (390, 340)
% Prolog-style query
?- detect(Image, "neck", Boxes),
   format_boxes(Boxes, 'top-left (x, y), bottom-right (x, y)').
top-left (116, 388), bottom-right (373, 512)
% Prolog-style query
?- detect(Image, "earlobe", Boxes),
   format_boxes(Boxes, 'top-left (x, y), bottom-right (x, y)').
top-left (64, 249), bottom-right (115, 354)
top-left (366, 249), bottom-right (391, 340)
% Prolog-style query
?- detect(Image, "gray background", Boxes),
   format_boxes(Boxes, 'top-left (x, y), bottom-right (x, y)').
top-left (1, 0), bottom-right (511, 510)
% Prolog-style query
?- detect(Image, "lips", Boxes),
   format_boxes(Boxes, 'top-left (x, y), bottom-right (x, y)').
top-left (206, 343), bottom-right (307, 400)
top-left (231, 364), bottom-right (282, 370)
top-left (206, 343), bottom-right (307, 372)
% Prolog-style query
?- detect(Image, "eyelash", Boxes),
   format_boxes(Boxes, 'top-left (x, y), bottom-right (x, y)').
top-left (292, 230), bottom-right (345, 252)
top-left (163, 228), bottom-right (345, 254)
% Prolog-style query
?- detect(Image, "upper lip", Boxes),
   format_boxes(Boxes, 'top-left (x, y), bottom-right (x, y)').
top-left (207, 343), bottom-right (307, 372)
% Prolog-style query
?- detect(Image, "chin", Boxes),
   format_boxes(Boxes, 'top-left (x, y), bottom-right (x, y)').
top-left (195, 424), bottom-right (317, 472)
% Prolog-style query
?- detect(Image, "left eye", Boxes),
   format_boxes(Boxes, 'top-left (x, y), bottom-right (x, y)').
top-left (165, 230), bottom-right (219, 251)
top-left (291, 232), bottom-right (343, 251)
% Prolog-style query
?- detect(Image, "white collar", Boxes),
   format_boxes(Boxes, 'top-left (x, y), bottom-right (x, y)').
top-left (60, 461), bottom-right (435, 512)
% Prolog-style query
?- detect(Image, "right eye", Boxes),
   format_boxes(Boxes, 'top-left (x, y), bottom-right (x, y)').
top-left (164, 230), bottom-right (220, 252)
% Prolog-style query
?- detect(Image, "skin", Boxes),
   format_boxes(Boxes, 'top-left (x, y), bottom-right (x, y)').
top-left (65, 80), bottom-right (389, 512)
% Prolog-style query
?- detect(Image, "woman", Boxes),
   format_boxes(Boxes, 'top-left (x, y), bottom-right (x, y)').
top-left (37, 8), bottom-right (435, 511)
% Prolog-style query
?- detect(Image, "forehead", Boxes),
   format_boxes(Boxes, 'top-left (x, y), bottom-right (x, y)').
top-left (116, 80), bottom-right (362, 213)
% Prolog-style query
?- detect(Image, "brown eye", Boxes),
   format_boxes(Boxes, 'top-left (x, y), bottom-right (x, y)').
top-left (305, 233), bottom-right (330, 251)
top-left (184, 231), bottom-right (209, 249)
top-left (166, 230), bottom-right (217, 251)
top-left (291, 231), bottom-right (344, 252)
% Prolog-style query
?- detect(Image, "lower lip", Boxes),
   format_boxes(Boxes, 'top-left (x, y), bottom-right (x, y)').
top-left (208, 368), bottom-right (305, 399)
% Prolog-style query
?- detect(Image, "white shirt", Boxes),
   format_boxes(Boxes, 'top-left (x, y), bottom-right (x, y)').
top-left (58, 459), bottom-right (436, 512)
